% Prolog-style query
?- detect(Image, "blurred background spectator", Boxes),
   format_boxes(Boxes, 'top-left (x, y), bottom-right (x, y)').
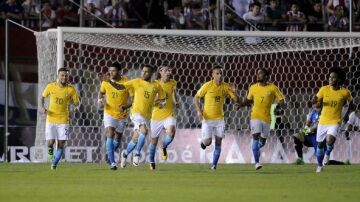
top-left (307, 1), bottom-right (325, 31)
top-left (185, 1), bottom-right (207, 30)
top-left (104, 0), bottom-right (127, 27)
top-left (265, 0), bottom-right (285, 31)
top-left (1, 0), bottom-right (23, 22)
top-left (0, 0), bottom-right (358, 31)
top-left (22, 0), bottom-right (40, 26)
top-left (328, 4), bottom-right (349, 31)
top-left (286, 3), bottom-right (306, 32)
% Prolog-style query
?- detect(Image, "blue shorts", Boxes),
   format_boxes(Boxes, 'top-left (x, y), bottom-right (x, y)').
top-left (304, 133), bottom-right (317, 155)
top-left (304, 133), bottom-right (317, 148)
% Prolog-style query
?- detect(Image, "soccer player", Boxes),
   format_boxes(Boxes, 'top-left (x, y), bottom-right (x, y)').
top-left (345, 105), bottom-right (360, 135)
top-left (109, 65), bottom-right (165, 168)
top-left (40, 68), bottom-right (80, 170)
top-left (342, 104), bottom-right (360, 164)
top-left (98, 63), bottom-right (131, 170)
top-left (293, 102), bottom-right (321, 165)
top-left (148, 65), bottom-right (178, 170)
top-left (194, 66), bottom-right (239, 170)
top-left (313, 67), bottom-right (354, 173)
top-left (238, 68), bottom-right (285, 170)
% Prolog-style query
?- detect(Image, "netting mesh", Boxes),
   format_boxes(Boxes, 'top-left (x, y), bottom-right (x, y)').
top-left (35, 30), bottom-right (360, 163)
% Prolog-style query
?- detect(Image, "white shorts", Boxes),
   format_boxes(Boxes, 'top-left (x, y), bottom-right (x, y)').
top-left (150, 117), bottom-right (176, 138)
top-left (201, 120), bottom-right (225, 140)
top-left (103, 113), bottom-right (126, 133)
top-left (316, 124), bottom-right (340, 142)
top-left (130, 113), bottom-right (149, 131)
top-left (250, 119), bottom-right (270, 138)
top-left (45, 123), bottom-right (70, 141)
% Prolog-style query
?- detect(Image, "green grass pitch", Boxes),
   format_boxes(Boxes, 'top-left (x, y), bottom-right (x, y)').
top-left (0, 163), bottom-right (359, 202)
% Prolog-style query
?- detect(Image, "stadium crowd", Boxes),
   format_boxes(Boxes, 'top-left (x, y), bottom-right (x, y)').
top-left (1, 0), bottom-right (360, 30)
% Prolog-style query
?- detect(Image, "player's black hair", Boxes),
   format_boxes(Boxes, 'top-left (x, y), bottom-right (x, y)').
top-left (329, 67), bottom-right (346, 85)
top-left (58, 67), bottom-right (69, 73)
top-left (252, 2), bottom-right (261, 8)
top-left (110, 62), bottom-right (122, 71)
top-left (143, 64), bottom-right (157, 73)
top-left (258, 68), bottom-right (270, 77)
top-left (211, 65), bottom-right (222, 72)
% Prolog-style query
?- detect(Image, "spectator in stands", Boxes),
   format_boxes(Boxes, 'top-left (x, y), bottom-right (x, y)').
top-left (86, 0), bottom-right (105, 10)
top-left (127, 0), bottom-right (148, 28)
top-left (205, 0), bottom-right (217, 30)
top-left (82, 1), bottom-right (104, 27)
top-left (0, 1), bottom-right (3, 20)
top-left (278, 0), bottom-right (291, 13)
top-left (1, 0), bottom-right (23, 22)
top-left (41, 1), bottom-right (56, 28)
top-left (22, 0), bottom-right (39, 18)
top-left (292, 0), bottom-right (314, 17)
top-left (286, 3), bottom-right (306, 32)
top-left (232, 0), bottom-right (253, 20)
top-left (49, 0), bottom-right (59, 10)
top-left (183, 0), bottom-right (192, 24)
top-left (243, 2), bottom-right (264, 44)
top-left (328, 5), bottom-right (349, 31)
top-left (326, 0), bottom-right (350, 15)
top-left (169, 6), bottom-right (185, 29)
top-left (57, 0), bottom-right (79, 26)
top-left (146, 0), bottom-right (171, 29)
top-left (185, 1), bottom-right (207, 30)
top-left (224, 0), bottom-right (245, 30)
top-left (265, 0), bottom-right (286, 31)
top-left (22, 0), bottom-right (40, 27)
top-left (243, 2), bottom-right (264, 31)
top-left (307, 1), bottom-right (325, 31)
top-left (354, 0), bottom-right (360, 31)
top-left (104, 0), bottom-right (128, 27)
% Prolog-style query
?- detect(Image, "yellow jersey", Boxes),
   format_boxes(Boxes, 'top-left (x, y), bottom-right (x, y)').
top-left (42, 82), bottom-right (79, 124)
top-left (100, 76), bottom-right (130, 119)
top-left (124, 78), bottom-right (165, 120)
top-left (317, 85), bottom-right (353, 125)
top-left (152, 79), bottom-right (177, 121)
top-left (195, 80), bottom-right (237, 120)
top-left (247, 83), bottom-right (284, 123)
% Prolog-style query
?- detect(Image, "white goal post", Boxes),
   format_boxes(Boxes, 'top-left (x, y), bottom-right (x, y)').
top-left (33, 27), bottom-right (360, 163)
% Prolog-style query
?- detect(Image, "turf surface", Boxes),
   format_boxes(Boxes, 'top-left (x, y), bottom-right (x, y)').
top-left (0, 163), bottom-right (359, 202)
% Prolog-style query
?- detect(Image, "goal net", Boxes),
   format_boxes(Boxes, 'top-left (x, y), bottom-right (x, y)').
top-left (34, 28), bottom-right (360, 163)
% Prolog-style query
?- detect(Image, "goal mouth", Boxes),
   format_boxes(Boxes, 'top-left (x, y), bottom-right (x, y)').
top-left (33, 28), bottom-right (360, 163)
